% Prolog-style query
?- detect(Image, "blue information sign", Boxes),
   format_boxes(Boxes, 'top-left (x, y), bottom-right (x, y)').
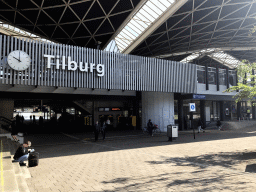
top-left (189, 103), bottom-right (196, 112)
top-left (193, 94), bottom-right (206, 99)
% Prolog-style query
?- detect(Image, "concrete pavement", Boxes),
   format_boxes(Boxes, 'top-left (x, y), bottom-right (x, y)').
top-left (24, 121), bottom-right (256, 192)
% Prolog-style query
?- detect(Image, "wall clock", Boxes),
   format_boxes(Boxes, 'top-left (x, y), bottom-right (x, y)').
top-left (7, 50), bottom-right (31, 71)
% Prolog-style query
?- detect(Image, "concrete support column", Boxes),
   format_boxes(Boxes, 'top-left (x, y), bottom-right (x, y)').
top-left (142, 92), bottom-right (174, 132)
top-left (0, 98), bottom-right (14, 119)
top-left (133, 91), bottom-right (141, 130)
top-left (178, 99), bottom-right (184, 130)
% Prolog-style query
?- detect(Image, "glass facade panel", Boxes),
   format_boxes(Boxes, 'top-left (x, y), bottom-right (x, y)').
top-left (197, 65), bottom-right (205, 84)
top-left (228, 70), bottom-right (236, 86)
top-left (219, 68), bottom-right (227, 85)
top-left (208, 67), bottom-right (216, 85)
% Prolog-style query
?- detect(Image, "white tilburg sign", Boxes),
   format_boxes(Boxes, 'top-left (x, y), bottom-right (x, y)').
top-left (44, 55), bottom-right (105, 76)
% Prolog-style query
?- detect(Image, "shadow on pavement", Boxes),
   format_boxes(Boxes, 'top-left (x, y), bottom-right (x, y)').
top-left (245, 164), bottom-right (256, 173)
top-left (146, 150), bottom-right (256, 170)
top-left (100, 150), bottom-right (254, 192)
top-left (101, 169), bottom-right (249, 192)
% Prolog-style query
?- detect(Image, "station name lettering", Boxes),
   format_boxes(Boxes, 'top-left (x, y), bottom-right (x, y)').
top-left (44, 55), bottom-right (104, 77)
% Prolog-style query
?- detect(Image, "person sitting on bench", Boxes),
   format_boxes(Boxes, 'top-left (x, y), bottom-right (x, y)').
top-left (12, 141), bottom-right (32, 166)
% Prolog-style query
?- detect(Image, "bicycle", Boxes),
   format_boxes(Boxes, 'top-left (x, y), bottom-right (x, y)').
top-left (142, 125), bottom-right (161, 135)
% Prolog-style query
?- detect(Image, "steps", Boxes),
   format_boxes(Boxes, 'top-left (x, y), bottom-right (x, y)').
top-left (0, 136), bottom-right (30, 192)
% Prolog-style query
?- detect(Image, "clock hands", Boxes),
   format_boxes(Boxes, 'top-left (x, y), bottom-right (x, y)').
top-left (12, 56), bottom-right (21, 62)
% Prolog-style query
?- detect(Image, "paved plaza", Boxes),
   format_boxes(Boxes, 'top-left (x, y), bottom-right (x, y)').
top-left (24, 122), bottom-right (256, 192)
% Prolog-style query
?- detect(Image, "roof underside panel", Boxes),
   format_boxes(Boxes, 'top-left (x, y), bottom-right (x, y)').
top-left (0, 0), bottom-right (142, 48)
top-left (130, 0), bottom-right (256, 68)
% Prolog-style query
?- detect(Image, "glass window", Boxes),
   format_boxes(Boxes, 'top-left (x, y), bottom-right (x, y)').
top-left (228, 70), bottom-right (236, 86)
top-left (197, 65), bottom-right (205, 84)
top-left (219, 68), bottom-right (226, 85)
top-left (208, 67), bottom-right (216, 85)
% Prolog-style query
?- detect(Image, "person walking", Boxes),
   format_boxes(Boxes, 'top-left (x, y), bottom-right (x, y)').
top-left (94, 121), bottom-right (100, 141)
top-left (101, 121), bottom-right (106, 140)
top-left (216, 119), bottom-right (222, 130)
top-left (197, 118), bottom-right (205, 133)
top-left (147, 119), bottom-right (153, 136)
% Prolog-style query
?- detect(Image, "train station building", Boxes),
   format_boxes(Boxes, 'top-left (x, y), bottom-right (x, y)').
top-left (0, 0), bottom-right (255, 133)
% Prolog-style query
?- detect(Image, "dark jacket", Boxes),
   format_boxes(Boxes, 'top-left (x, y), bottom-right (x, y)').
top-left (197, 119), bottom-right (203, 126)
top-left (147, 121), bottom-right (153, 129)
top-left (13, 145), bottom-right (28, 160)
top-left (216, 120), bottom-right (221, 126)
top-left (95, 123), bottom-right (100, 133)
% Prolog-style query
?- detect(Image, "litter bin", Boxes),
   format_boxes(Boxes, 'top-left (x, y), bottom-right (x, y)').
top-left (167, 124), bottom-right (178, 141)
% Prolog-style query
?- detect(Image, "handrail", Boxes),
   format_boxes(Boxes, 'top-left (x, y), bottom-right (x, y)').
top-left (0, 116), bottom-right (12, 132)
top-left (0, 116), bottom-right (12, 124)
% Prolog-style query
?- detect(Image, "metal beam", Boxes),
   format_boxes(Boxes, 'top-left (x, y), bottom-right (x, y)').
top-left (123, 0), bottom-right (189, 54)
top-left (158, 47), bottom-right (256, 58)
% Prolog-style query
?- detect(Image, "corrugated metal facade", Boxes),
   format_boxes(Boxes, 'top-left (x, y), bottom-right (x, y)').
top-left (0, 35), bottom-right (197, 93)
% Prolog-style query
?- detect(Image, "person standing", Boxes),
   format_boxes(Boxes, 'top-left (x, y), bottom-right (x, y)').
top-left (94, 121), bottom-right (100, 141)
top-left (106, 118), bottom-right (111, 130)
top-left (33, 115), bottom-right (36, 124)
top-left (147, 119), bottom-right (153, 136)
top-left (247, 108), bottom-right (250, 120)
top-left (21, 115), bottom-right (24, 124)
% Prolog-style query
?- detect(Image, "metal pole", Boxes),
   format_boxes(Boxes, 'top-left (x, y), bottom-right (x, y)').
top-left (190, 112), bottom-right (195, 139)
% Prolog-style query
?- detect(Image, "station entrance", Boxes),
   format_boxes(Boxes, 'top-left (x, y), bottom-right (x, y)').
top-left (0, 92), bottom-right (141, 135)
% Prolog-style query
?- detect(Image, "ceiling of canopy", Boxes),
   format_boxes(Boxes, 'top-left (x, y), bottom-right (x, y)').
top-left (1, 0), bottom-right (256, 69)
top-left (129, 0), bottom-right (256, 68)
top-left (0, 0), bottom-right (142, 48)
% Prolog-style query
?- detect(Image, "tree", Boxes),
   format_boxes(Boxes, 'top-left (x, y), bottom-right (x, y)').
top-left (224, 25), bottom-right (256, 104)
top-left (224, 60), bottom-right (256, 103)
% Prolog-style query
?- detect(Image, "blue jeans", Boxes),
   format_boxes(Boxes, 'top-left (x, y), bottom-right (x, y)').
top-left (14, 154), bottom-right (29, 163)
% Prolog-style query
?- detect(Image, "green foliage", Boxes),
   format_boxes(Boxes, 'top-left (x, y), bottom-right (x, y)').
top-left (249, 25), bottom-right (256, 36)
top-left (224, 60), bottom-right (256, 103)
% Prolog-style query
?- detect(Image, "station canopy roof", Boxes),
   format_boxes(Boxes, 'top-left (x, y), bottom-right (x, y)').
top-left (0, 0), bottom-right (142, 48)
top-left (1, 0), bottom-right (256, 69)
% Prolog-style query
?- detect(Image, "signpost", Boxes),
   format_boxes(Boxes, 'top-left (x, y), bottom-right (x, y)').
top-left (189, 103), bottom-right (196, 139)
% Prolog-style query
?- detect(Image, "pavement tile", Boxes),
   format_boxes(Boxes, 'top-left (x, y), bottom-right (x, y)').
top-left (23, 123), bottom-right (256, 192)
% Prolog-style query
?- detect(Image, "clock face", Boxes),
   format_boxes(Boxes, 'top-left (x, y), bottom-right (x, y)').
top-left (7, 50), bottom-right (31, 71)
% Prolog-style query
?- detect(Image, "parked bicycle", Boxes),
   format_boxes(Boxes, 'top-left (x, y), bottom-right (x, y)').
top-left (142, 124), bottom-right (161, 135)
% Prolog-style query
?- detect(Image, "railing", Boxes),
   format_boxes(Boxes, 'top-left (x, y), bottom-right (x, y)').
top-left (0, 116), bottom-right (12, 132)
